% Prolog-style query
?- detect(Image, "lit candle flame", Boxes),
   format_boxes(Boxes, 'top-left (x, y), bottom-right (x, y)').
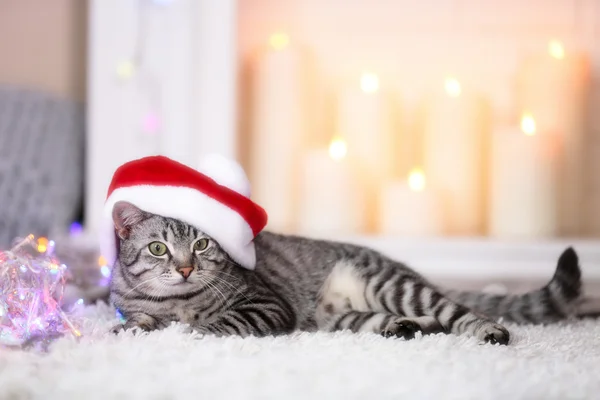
top-left (521, 114), bottom-right (536, 136)
top-left (98, 256), bottom-right (108, 266)
top-left (408, 168), bottom-right (426, 192)
top-left (360, 73), bottom-right (379, 93)
top-left (548, 40), bottom-right (565, 60)
top-left (329, 137), bottom-right (347, 161)
top-left (444, 77), bottom-right (461, 97)
top-left (269, 33), bottom-right (290, 51)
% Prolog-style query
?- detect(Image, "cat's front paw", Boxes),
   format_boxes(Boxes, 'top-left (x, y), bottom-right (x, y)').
top-left (382, 318), bottom-right (422, 340)
top-left (109, 314), bottom-right (159, 334)
top-left (110, 324), bottom-right (126, 335)
top-left (479, 323), bottom-right (510, 345)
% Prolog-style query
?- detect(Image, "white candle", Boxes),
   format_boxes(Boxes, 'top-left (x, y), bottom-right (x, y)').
top-left (378, 169), bottom-right (442, 236)
top-left (489, 117), bottom-right (560, 238)
top-left (423, 78), bottom-right (487, 235)
top-left (297, 139), bottom-right (365, 236)
top-left (517, 41), bottom-right (591, 235)
top-left (336, 73), bottom-right (394, 231)
top-left (249, 34), bottom-right (308, 234)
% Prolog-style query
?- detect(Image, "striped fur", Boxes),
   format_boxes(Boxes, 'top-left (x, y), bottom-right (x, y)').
top-left (109, 202), bottom-right (593, 345)
top-left (442, 248), bottom-right (581, 324)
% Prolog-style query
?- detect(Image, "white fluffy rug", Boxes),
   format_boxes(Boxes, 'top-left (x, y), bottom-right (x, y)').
top-left (1, 303), bottom-right (599, 400)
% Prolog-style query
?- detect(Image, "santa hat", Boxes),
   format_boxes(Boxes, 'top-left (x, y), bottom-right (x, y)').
top-left (99, 154), bottom-right (268, 270)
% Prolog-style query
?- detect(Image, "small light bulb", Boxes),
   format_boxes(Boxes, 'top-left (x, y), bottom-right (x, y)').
top-left (408, 168), bottom-right (426, 192)
top-left (521, 114), bottom-right (536, 136)
top-left (360, 73), bottom-right (379, 93)
top-left (444, 77), bottom-right (461, 97)
top-left (70, 222), bottom-right (84, 236)
top-left (142, 113), bottom-right (161, 134)
top-left (116, 60), bottom-right (136, 79)
top-left (100, 265), bottom-right (111, 278)
top-left (37, 237), bottom-right (48, 253)
top-left (328, 137), bottom-right (348, 161)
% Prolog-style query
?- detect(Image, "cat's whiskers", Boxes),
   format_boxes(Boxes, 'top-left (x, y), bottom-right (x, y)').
top-left (196, 274), bottom-right (232, 310)
top-left (199, 272), bottom-right (255, 306)
top-left (219, 259), bottom-right (248, 275)
top-left (122, 276), bottom-right (160, 298)
top-left (204, 266), bottom-right (243, 281)
top-left (147, 280), bottom-right (168, 303)
top-left (207, 279), bottom-right (233, 310)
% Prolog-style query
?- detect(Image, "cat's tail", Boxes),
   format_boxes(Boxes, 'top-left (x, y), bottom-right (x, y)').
top-left (442, 247), bottom-right (598, 324)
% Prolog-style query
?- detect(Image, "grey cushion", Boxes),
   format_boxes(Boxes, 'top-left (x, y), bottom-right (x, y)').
top-left (0, 86), bottom-right (84, 247)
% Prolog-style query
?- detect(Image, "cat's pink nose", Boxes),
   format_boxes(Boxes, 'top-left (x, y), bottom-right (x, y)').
top-left (177, 266), bottom-right (194, 279)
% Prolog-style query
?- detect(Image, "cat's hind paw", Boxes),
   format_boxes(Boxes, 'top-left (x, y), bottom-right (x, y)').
top-left (382, 318), bottom-right (422, 340)
top-left (479, 323), bottom-right (510, 345)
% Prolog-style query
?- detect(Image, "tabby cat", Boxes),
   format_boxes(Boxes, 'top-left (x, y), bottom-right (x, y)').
top-left (110, 201), bottom-right (589, 345)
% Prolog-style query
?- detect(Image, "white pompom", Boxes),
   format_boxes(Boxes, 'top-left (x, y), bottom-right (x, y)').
top-left (198, 154), bottom-right (251, 197)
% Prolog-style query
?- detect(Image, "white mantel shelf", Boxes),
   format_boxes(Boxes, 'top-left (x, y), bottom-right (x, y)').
top-left (307, 235), bottom-right (600, 281)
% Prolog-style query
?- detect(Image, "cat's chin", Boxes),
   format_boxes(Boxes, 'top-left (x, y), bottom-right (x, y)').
top-left (155, 278), bottom-right (194, 289)
top-left (165, 280), bottom-right (190, 286)
top-left (166, 281), bottom-right (190, 287)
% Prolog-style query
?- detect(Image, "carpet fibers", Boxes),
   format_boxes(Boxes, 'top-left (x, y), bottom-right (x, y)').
top-left (1, 303), bottom-right (599, 400)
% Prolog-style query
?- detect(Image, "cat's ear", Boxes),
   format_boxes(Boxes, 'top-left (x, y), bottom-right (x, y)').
top-left (112, 201), bottom-right (146, 239)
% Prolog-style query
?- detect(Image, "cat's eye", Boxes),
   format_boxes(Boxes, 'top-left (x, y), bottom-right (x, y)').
top-left (193, 238), bottom-right (209, 252)
top-left (148, 241), bottom-right (168, 256)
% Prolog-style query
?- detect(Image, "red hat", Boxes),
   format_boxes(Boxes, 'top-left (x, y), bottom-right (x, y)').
top-left (100, 154), bottom-right (268, 270)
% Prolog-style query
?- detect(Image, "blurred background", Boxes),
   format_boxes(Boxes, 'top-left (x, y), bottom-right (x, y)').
top-left (1, 0), bottom-right (600, 287)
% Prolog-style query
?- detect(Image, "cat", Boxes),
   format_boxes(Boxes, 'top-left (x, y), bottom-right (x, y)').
top-left (109, 201), bottom-right (588, 345)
